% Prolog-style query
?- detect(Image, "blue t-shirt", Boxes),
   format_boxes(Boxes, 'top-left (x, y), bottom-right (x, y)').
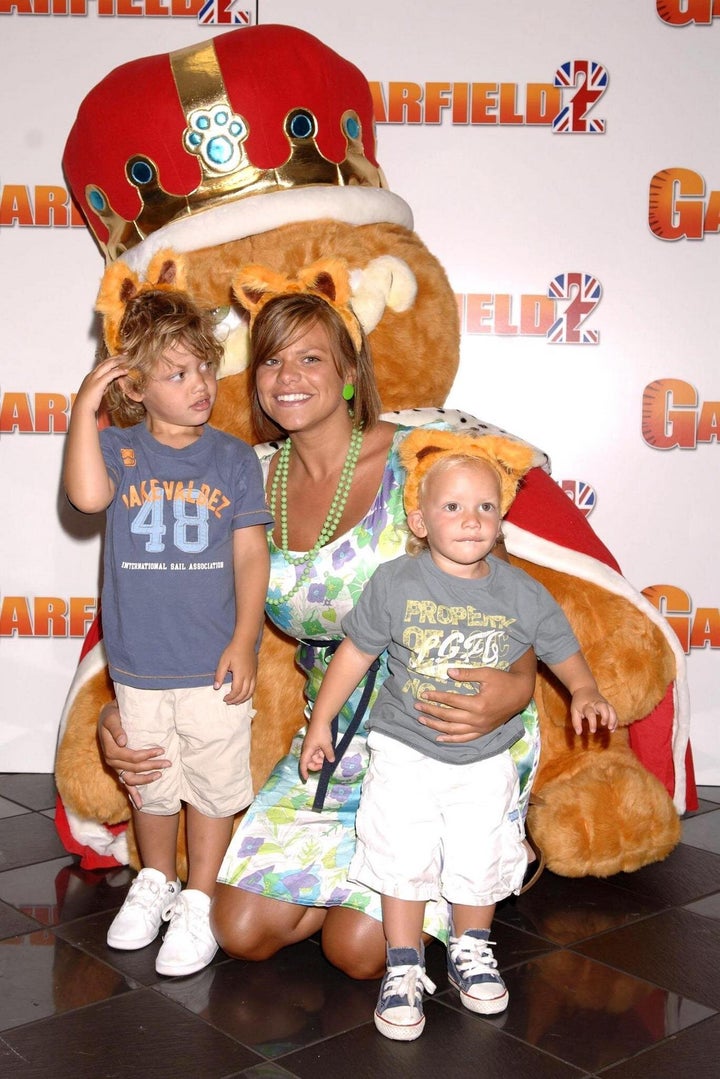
top-left (100, 422), bottom-right (272, 689)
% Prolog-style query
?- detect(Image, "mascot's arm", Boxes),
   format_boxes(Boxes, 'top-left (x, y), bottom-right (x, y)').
top-left (506, 465), bottom-right (695, 814)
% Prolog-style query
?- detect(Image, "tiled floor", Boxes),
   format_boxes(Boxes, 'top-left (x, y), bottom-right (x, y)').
top-left (1, 775), bottom-right (719, 1079)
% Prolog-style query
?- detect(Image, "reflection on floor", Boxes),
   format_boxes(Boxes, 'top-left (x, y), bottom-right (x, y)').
top-left (0, 775), bottom-right (719, 1079)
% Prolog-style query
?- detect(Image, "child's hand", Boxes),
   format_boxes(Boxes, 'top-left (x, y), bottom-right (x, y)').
top-left (75, 355), bottom-right (130, 414)
top-left (214, 643), bottom-right (257, 704)
top-left (299, 722), bottom-right (335, 781)
top-left (570, 688), bottom-right (618, 735)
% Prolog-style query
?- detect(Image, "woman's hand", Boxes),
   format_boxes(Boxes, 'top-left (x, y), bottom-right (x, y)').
top-left (97, 700), bottom-right (171, 810)
top-left (415, 650), bottom-right (537, 743)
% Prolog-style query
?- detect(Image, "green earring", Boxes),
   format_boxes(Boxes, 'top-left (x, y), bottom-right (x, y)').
top-left (342, 383), bottom-right (355, 401)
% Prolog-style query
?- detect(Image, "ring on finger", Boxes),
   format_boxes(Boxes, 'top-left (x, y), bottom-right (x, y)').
top-left (118, 769), bottom-right (126, 785)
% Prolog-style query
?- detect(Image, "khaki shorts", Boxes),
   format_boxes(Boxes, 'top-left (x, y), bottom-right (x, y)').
top-left (349, 730), bottom-right (527, 907)
top-left (114, 682), bottom-right (254, 818)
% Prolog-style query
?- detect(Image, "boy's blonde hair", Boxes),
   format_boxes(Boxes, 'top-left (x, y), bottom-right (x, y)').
top-left (103, 289), bottom-right (223, 426)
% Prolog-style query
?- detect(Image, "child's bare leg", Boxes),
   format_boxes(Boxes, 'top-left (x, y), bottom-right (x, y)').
top-left (185, 804), bottom-right (234, 896)
top-left (451, 902), bottom-right (496, 935)
top-left (381, 895), bottom-right (426, 949)
top-left (107, 809), bottom-right (180, 951)
top-left (131, 807), bottom-right (179, 881)
top-left (154, 805), bottom-right (232, 977)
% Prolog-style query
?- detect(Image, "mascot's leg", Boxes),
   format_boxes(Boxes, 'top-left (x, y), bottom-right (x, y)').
top-left (522, 568), bottom-right (682, 877)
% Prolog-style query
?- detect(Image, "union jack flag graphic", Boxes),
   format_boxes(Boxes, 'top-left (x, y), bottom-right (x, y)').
top-left (198, 0), bottom-right (254, 26)
top-left (547, 273), bottom-right (601, 344)
top-left (553, 60), bottom-right (608, 133)
top-left (560, 480), bottom-right (597, 518)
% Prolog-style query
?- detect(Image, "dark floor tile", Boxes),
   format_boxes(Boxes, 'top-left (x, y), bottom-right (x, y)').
top-left (0, 929), bottom-right (136, 1032)
top-left (440, 948), bottom-right (714, 1073)
top-left (0, 988), bottom-right (262, 1079)
top-left (0, 796), bottom-right (29, 820)
top-left (679, 809), bottom-right (720, 855)
top-left (575, 907), bottom-right (720, 1010)
top-left (495, 870), bottom-right (663, 946)
top-left (0, 813), bottom-right (67, 872)
top-left (57, 905), bottom-right (229, 987)
top-left (0, 775), bottom-right (717, 1078)
top-left (600, 844), bottom-right (720, 907)
top-left (683, 892), bottom-right (720, 920)
top-left (486, 917), bottom-right (559, 967)
top-left (0, 775), bottom-right (57, 812)
top-left (233, 1066), bottom-right (300, 1079)
top-left (279, 997), bottom-right (586, 1079)
top-left (158, 937), bottom-right (379, 1058)
top-left (0, 855), bottom-right (133, 926)
top-left (598, 1011), bottom-right (720, 1079)
top-left (0, 898), bottom-right (42, 942)
top-left (682, 797), bottom-right (720, 819)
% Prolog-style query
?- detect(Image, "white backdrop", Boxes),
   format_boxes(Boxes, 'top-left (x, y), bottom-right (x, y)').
top-left (1, 0), bottom-right (717, 782)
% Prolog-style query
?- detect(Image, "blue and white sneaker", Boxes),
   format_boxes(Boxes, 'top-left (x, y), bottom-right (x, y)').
top-left (374, 946), bottom-right (436, 1041)
top-left (447, 929), bottom-right (508, 1014)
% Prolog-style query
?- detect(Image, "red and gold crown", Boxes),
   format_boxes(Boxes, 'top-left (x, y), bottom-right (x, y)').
top-left (63, 24), bottom-right (413, 272)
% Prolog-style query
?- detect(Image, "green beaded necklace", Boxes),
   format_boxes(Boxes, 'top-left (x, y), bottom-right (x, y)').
top-left (268, 424), bottom-right (364, 603)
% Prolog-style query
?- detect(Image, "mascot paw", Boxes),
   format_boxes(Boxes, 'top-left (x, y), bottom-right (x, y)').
top-left (528, 752), bottom-right (681, 878)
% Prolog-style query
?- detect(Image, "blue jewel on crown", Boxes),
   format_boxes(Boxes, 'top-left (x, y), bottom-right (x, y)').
top-left (183, 104), bottom-right (248, 174)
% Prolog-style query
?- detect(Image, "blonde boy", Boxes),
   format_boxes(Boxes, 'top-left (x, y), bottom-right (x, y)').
top-left (300, 429), bottom-right (616, 1039)
top-left (64, 288), bottom-right (271, 976)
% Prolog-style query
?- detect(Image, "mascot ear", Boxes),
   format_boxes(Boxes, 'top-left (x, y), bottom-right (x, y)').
top-left (474, 435), bottom-right (537, 481)
top-left (231, 258), bottom-right (363, 353)
top-left (296, 258), bottom-right (353, 306)
top-left (231, 265), bottom-right (294, 318)
top-left (95, 249), bottom-right (187, 354)
top-left (95, 260), bottom-right (142, 354)
top-left (399, 428), bottom-right (538, 517)
top-left (145, 250), bottom-right (188, 292)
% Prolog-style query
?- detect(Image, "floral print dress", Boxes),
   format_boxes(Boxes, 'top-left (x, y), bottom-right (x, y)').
top-left (216, 413), bottom-right (541, 941)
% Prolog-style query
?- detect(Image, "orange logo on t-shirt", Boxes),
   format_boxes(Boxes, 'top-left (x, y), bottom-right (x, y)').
top-left (120, 448), bottom-right (136, 467)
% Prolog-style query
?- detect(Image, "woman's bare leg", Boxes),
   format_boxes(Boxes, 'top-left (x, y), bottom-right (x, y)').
top-left (321, 907), bottom-right (387, 980)
top-left (211, 884), bottom-right (326, 961)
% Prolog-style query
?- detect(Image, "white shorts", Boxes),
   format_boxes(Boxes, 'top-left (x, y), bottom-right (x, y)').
top-left (349, 730), bottom-right (527, 907)
top-left (113, 682), bottom-right (254, 818)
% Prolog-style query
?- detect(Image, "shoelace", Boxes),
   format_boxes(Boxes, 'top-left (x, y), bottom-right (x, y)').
top-left (163, 894), bottom-right (204, 940)
top-left (125, 877), bottom-right (166, 914)
top-left (380, 963), bottom-right (437, 1006)
top-left (451, 937), bottom-right (499, 980)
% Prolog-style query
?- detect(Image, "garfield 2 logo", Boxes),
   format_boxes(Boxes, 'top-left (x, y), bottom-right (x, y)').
top-left (372, 60), bottom-right (607, 133)
top-left (643, 585), bottom-right (719, 653)
top-left (649, 169), bottom-right (720, 240)
top-left (657, 0), bottom-right (720, 25)
top-left (642, 380), bottom-right (719, 449)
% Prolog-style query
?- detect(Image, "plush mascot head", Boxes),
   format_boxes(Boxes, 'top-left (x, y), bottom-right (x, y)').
top-left (57, 23), bottom-right (688, 881)
top-left (63, 24), bottom-right (459, 442)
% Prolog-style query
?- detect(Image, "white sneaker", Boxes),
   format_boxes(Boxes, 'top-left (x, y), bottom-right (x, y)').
top-left (155, 889), bottom-right (218, 976)
top-left (107, 868), bottom-right (181, 950)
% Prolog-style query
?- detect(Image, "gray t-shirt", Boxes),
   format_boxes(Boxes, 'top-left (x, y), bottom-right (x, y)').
top-left (342, 550), bottom-right (579, 764)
